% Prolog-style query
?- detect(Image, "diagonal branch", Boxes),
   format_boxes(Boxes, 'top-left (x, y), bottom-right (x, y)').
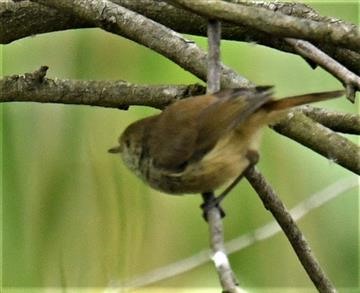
top-left (286, 38), bottom-right (360, 102)
top-left (3, 1), bottom-right (359, 75)
top-left (121, 177), bottom-right (356, 288)
top-left (226, 177), bottom-right (357, 254)
top-left (167, 0), bottom-right (360, 51)
top-left (28, 0), bottom-right (250, 89)
top-left (0, 66), bottom-right (205, 109)
top-left (245, 167), bottom-right (337, 293)
top-left (302, 107), bottom-right (360, 135)
top-left (272, 111), bottom-right (360, 175)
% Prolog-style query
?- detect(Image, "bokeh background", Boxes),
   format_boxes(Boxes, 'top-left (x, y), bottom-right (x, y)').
top-left (1, 1), bottom-right (359, 292)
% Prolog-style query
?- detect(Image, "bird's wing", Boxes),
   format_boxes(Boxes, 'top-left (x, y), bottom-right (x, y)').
top-left (148, 86), bottom-right (274, 172)
top-left (147, 94), bottom-right (216, 172)
top-left (193, 86), bottom-right (274, 161)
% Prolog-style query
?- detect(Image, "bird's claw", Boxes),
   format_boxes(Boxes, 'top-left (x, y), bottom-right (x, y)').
top-left (200, 197), bottom-right (226, 221)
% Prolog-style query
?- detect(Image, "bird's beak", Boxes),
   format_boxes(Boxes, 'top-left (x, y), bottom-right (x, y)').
top-left (108, 145), bottom-right (122, 154)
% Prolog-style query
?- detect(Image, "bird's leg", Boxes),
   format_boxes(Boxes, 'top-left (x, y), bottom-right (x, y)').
top-left (201, 191), bottom-right (226, 221)
top-left (217, 150), bottom-right (259, 203)
top-left (200, 150), bottom-right (259, 221)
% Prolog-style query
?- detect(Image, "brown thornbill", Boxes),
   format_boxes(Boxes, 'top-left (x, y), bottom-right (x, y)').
top-left (109, 87), bottom-right (343, 196)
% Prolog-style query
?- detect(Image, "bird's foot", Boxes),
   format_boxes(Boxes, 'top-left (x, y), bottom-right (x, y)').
top-left (201, 192), bottom-right (226, 221)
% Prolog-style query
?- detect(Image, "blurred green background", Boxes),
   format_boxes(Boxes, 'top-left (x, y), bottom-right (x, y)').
top-left (1, 1), bottom-right (359, 292)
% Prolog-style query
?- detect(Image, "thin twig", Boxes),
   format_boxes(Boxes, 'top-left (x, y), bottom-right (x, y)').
top-left (0, 66), bottom-right (205, 109)
top-left (203, 20), bottom-right (241, 293)
top-left (302, 106), bottom-right (360, 135)
top-left (119, 177), bottom-right (357, 289)
top-left (286, 38), bottom-right (360, 102)
top-left (245, 167), bottom-right (337, 293)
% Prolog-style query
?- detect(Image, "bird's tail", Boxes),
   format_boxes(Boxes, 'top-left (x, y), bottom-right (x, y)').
top-left (263, 90), bottom-right (344, 111)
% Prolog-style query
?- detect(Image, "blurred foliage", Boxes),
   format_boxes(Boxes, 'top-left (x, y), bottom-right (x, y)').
top-left (1, 1), bottom-right (359, 292)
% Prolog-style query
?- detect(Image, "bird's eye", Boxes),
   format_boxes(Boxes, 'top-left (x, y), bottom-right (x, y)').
top-left (124, 139), bottom-right (130, 148)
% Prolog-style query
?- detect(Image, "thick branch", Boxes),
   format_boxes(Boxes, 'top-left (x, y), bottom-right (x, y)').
top-left (0, 66), bottom-right (205, 109)
top-left (0, 0), bottom-right (91, 43)
top-left (245, 167), bottom-right (337, 293)
top-left (4, 68), bottom-right (357, 176)
top-left (273, 111), bottom-right (360, 175)
top-left (28, 0), bottom-right (250, 89)
top-left (2, 1), bottom-right (359, 75)
top-left (168, 0), bottom-right (360, 51)
top-left (303, 107), bottom-right (360, 135)
top-left (4, 69), bottom-right (358, 138)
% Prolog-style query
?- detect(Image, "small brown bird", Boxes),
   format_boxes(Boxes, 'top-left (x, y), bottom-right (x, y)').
top-left (109, 87), bottom-right (343, 197)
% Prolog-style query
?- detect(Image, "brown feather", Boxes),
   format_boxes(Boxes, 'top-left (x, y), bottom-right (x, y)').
top-left (148, 94), bottom-right (216, 172)
top-left (263, 90), bottom-right (344, 111)
top-left (148, 87), bottom-right (274, 172)
top-left (113, 87), bottom-right (345, 195)
top-left (194, 86), bottom-right (273, 160)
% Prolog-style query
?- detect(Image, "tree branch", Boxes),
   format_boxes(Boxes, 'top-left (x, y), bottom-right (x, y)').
top-left (201, 20), bottom-right (241, 293)
top-left (3, 1), bottom-right (359, 75)
top-left (272, 111), bottom-right (360, 175)
top-left (4, 1), bottom-right (357, 290)
top-left (0, 0), bottom-right (91, 44)
top-left (28, 0), bottom-right (250, 89)
top-left (5, 70), bottom-right (356, 177)
top-left (206, 20), bottom-right (221, 94)
top-left (245, 167), bottom-right (337, 293)
top-left (167, 0), bottom-right (360, 51)
top-left (8, 0), bottom-right (358, 175)
top-left (4, 68), bottom-right (358, 140)
top-left (121, 177), bottom-right (357, 289)
top-left (302, 107), bottom-right (360, 135)
top-left (0, 66), bottom-right (205, 109)
top-left (285, 38), bottom-right (360, 102)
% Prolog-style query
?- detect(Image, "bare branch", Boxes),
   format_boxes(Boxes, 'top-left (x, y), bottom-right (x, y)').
top-left (167, 0), bottom-right (360, 51)
top-left (272, 111), bottom-right (360, 175)
top-left (28, 0), bottom-right (250, 89)
top-left (120, 177), bottom-right (357, 289)
top-left (3, 1), bottom-right (359, 75)
top-left (245, 167), bottom-right (337, 293)
top-left (302, 107), bottom-right (360, 135)
top-left (207, 19), bottom-right (221, 94)
top-left (0, 0), bottom-right (91, 44)
top-left (201, 20), bottom-right (241, 293)
top-left (286, 38), bottom-right (360, 102)
top-left (0, 66), bottom-right (205, 109)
